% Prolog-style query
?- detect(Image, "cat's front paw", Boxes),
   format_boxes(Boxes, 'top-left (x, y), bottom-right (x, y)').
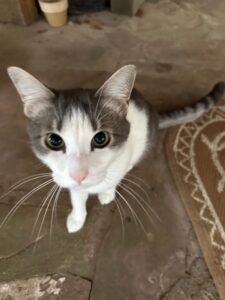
top-left (98, 190), bottom-right (115, 205)
top-left (66, 213), bottom-right (85, 233)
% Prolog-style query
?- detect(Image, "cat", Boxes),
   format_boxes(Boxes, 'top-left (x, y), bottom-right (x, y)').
top-left (7, 65), bottom-right (225, 233)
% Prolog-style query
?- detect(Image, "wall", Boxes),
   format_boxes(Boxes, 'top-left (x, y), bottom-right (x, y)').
top-left (0, 0), bottom-right (38, 25)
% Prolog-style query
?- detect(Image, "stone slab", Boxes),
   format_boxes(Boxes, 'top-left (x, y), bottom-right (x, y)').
top-left (0, 1), bottom-right (225, 298)
top-left (0, 273), bottom-right (91, 300)
top-left (0, 199), bottom-right (114, 281)
top-left (90, 133), bottom-right (220, 300)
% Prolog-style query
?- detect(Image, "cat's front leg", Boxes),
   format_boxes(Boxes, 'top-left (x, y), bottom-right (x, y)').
top-left (67, 189), bottom-right (88, 233)
top-left (98, 187), bottom-right (116, 205)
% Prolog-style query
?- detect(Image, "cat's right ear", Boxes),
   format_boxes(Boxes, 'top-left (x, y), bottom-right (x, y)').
top-left (96, 65), bottom-right (136, 103)
top-left (7, 67), bottom-right (54, 119)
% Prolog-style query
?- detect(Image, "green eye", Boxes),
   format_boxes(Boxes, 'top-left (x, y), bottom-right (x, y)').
top-left (92, 131), bottom-right (111, 149)
top-left (45, 133), bottom-right (65, 151)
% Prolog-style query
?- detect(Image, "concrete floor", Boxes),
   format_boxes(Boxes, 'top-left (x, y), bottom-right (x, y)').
top-left (0, 0), bottom-right (225, 299)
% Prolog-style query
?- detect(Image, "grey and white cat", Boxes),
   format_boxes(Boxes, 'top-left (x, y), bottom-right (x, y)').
top-left (7, 65), bottom-right (225, 233)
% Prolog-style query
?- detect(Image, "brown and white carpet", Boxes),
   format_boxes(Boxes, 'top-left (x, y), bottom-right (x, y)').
top-left (166, 106), bottom-right (225, 300)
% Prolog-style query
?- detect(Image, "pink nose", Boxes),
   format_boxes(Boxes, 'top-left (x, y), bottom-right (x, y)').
top-left (71, 171), bottom-right (88, 184)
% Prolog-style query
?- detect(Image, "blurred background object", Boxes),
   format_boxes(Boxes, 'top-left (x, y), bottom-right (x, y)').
top-left (68, 0), bottom-right (110, 15)
top-left (0, 0), bottom-right (146, 26)
top-left (38, 0), bottom-right (68, 27)
top-left (0, 0), bottom-right (38, 25)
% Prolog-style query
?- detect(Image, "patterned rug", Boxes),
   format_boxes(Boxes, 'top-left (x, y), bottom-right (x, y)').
top-left (166, 106), bottom-right (225, 300)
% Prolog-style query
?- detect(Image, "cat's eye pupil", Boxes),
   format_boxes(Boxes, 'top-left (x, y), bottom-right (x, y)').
top-left (45, 133), bottom-right (64, 151)
top-left (94, 132), bottom-right (106, 144)
top-left (49, 134), bottom-right (62, 146)
top-left (92, 131), bottom-right (110, 149)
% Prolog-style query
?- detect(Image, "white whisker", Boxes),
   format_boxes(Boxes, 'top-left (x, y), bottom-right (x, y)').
top-left (118, 182), bottom-right (154, 224)
top-left (35, 185), bottom-right (59, 244)
top-left (114, 197), bottom-right (125, 240)
top-left (31, 184), bottom-right (57, 238)
top-left (0, 179), bottom-right (53, 229)
top-left (126, 173), bottom-right (151, 189)
top-left (0, 173), bottom-right (51, 201)
top-left (49, 186), bottom-right (61, 241)
top-left (115, 190), bottom-right (147, 233)
top-left (122, 177), bottom-right (161, 222)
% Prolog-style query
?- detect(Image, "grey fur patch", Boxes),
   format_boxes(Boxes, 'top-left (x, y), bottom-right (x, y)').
top-left (27, 88), bottom-right (132, 156)
top-left (158, 81), bottom-right (225, 129)
top-left (27, 107), bottom-right (58, 155)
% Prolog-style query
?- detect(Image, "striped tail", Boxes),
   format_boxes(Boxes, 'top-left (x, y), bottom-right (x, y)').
top-left (158, 82), bottom-right (225, 129)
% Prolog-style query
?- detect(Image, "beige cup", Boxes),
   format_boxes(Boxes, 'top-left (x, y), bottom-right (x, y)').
top-left (39, 0), bottom-right (68, 27)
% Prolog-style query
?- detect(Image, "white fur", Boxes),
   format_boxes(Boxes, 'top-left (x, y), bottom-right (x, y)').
top-left (8, 65), bottom-right (149, 233)
top-left (38, 102), bottom-right (149, 232)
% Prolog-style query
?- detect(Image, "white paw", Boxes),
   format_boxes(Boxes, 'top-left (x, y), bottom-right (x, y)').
top-left (66, 213), bottom-right (85, 233)
top-left (98, 191), bottom-right (115, 205)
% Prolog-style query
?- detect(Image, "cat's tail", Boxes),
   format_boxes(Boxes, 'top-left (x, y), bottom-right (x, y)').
top-left (158, 82), bottom-right (225, 129)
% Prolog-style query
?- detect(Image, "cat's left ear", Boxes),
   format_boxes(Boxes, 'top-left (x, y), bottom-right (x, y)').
top-left (7, 67), bottom-right (55, 119)
top-left (95, 65), bottom-right (136, 114)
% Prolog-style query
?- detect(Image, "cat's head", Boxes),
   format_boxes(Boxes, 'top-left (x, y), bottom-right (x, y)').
top-left (8, 65), bottom-right (136, 190)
